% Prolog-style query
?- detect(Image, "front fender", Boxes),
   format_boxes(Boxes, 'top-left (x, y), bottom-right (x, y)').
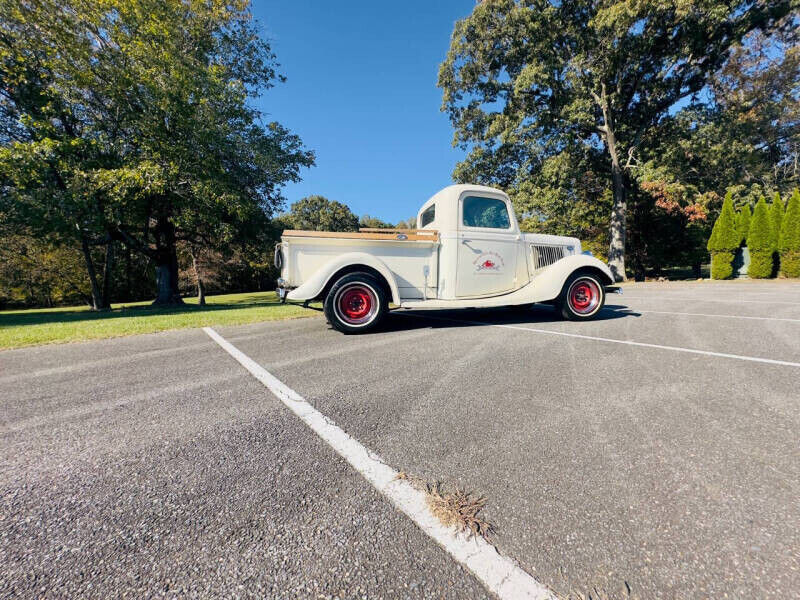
top-left (531, 254), bottom-right (615, 301)
top-left (286, 252), bottom-right (401, 304)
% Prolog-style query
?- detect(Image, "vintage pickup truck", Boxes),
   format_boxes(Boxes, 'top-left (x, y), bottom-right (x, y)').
top-left (275, 184), bottom-right (618, 333)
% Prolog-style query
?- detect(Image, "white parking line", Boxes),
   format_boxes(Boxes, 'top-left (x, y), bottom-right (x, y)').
top-left (202, 327), bottom-right (555, 600)
top-left (622, 294), bottom-right (800, 305)
top-left (609, 308), bottom-right (800, 324)
top-left (405, 315), bottom-right (800, 368)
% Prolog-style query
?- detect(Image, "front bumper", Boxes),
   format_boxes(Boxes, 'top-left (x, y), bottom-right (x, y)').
top-left (604, 285), bottom-right (623, 294)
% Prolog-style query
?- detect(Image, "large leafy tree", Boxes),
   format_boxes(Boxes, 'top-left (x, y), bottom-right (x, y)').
top-left (0, 230), bottom-right (90, 308)
top-left (284, 195), bottom-right (359, 232)
top-left (0, 0), bottom-right (313, 307)
top-left (438, 0), bottom-right (794, 280)
top-left (649, 29), bottom-right (799, 198)
top-left (359, 215), bottom-right (395, 229)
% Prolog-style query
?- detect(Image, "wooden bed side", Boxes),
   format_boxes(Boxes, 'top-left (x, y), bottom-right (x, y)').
top-left (282, 229), bottom-right (439, 241)
top-left (358, 228), bottom-right (427, 233)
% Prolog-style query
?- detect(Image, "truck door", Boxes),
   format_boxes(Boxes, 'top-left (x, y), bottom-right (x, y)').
top-left (456, 195), bottom-right (519, 298)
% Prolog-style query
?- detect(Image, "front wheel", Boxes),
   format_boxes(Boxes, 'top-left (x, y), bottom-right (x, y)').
top-left (557, 272), bottom-right (605, 320)
top-left (324, 272), bottom-right (388, 334)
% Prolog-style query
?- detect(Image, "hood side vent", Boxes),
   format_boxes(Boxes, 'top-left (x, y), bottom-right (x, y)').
top-left (530, 244), bottom-right (566, 271)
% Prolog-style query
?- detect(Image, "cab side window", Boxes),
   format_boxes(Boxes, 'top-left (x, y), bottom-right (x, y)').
top-left (420, 204), bottom-right (435, 228)
top-left (462, 196), bottom-right (510, 229)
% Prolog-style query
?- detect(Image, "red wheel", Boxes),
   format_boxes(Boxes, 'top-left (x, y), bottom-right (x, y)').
top-left (324, 272), bottom-right (388, 333)
top-left (336, 284), bottom-right (377, 325)
top-left (558, 273), bottom-right (605, 320)
top-left (568, 279), bottom-right (601, 315)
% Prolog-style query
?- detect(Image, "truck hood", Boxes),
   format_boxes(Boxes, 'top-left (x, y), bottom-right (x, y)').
top-left (521, 232), bottom-right (581, 254)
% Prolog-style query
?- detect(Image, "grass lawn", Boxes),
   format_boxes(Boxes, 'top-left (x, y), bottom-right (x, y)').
top-left (0, 291), bottom-right (319, 350)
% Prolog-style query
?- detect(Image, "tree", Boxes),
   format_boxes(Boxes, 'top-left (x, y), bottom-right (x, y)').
top-left (285, 196), bottom-right (358, 232)
top-left (780, 188), bottom-right (800, 277)
top-left (359, 215), bottom-right (394, 229)
top-left (736, 204), bottom-right (752, 246)
top-left (769, 192), bottom-right (785, 275)
top-left (632, 176), bottom-right (711, 279)
top-left (0, 231), bottom-right (90, 308)
top-left (747, 196), bottom-right (773, 278)
top-left (623, 26), bottom-right (799, 275)
top-left (770, 192), bottom-right (785, 249)
top-left (509, 149), bottom-right (612, 259)
top-left (0, 0), bottom-right (313, 307)
top-left (710, 31), bottom-right (800, 189)
top-left (707, 191), bottom-right (739, 279)
top-left (438, 0), bottom-right (794, 281)
top-left (395, 217), bottom-right (418, 229)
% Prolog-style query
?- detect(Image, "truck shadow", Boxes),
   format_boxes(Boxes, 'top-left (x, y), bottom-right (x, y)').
top-left (380, 303), bottom-right (639, 333)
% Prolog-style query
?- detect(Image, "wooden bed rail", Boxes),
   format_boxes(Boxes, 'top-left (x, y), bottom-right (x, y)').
top-left (282, 229), bottom-right (439, 241)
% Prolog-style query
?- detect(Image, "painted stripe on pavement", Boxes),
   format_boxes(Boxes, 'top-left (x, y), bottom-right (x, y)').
top-left (621, 294), bottom-right (800, 305)
top-left (404, 315), bottom-right (800, 368)
top-left (608, 308), bottom-right (800, 323)
top-left (203, 326), bottom-right (555, 600)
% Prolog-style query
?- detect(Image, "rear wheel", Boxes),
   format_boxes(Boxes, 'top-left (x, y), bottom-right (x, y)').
top-left (557, 272), bottom-right (605, 320)
top-left (324, 272), bottom-right (388, 334)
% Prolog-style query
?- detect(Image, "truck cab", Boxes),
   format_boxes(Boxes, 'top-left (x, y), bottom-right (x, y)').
top-left (418, 185), bottom-right (527, 299)
top-left (276, 184), bottom-right (617, 333)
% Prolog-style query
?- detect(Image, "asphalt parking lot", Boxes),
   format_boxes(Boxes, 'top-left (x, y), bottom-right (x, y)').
top-left (2, 281), bottom-right (799, 599)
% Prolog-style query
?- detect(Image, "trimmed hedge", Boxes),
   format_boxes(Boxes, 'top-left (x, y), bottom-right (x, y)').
top-left (710, 252), bottom-right (734, 279)
top-left (780, 188), bottom-right (800, 278)
top-left (707, 191), bottom-right (739, 279)
top-left (735, 204), bottom-right (751, 246)
top-left (747, 196), bottom-right (773, 278)
top-left (769, 192), bottom-right (784, 277)
top-left (769, 192), bottom-right (784, 249)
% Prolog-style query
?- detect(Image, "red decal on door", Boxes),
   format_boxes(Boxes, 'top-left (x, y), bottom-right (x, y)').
top-left (474, 252), bottom-right (503, 272)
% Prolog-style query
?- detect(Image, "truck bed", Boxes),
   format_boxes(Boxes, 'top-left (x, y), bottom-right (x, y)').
top-left (281, 229), bottom-right (440, 301)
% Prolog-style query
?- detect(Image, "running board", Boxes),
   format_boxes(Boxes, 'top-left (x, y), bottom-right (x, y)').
top-left (399, 283), bottom-right (542, 310)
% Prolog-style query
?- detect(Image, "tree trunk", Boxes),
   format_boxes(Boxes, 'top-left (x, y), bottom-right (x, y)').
top-left (124, 244), bottom-right (132, 301)
top-left (593, 84), bottom-right (627, 282)
top-left (102, 239), bottom-right (115, 308)
top-left (190, 247), bottom-right (205, 305)
top-left (152, 216), bottom-right (183, 306)
top-left (80, 232), bottom-right (110, 310)
top-left (608, 159), bottom-right (627, 282)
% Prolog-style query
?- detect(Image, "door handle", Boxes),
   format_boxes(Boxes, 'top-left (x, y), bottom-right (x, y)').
top-left (461, 239), bottom-right (481, 254)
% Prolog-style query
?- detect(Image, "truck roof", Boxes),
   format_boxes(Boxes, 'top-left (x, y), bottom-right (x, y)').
top-left (418, 184), bottom-right (513, 232)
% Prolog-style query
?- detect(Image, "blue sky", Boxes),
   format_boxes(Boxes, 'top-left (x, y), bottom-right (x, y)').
top-left (251, 1), bottom-right (476, 224)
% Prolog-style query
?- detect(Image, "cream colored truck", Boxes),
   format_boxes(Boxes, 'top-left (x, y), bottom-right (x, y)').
top-left (275, 184), bottom-right (619, 333)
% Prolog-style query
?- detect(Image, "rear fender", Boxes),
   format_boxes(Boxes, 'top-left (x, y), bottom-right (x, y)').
top-left (531, 255), bottom-right (615, 301)
top-left (286, 252), bottom-right (401, 304)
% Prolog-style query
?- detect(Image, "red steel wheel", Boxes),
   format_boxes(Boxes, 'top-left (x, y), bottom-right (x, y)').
top-left (559, 273), bottom-right (605, 320)
top-left (324, 272), bottom-right (388, 334)
top-left (336, 284), bottom-right (377, 325)
top-left (568, 279), bottom-right (601, 314)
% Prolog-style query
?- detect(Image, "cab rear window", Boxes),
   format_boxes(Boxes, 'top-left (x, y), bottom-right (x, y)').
top-left (420, 204), bottom-right (435, 227)
top-left (462, 196), bottom-right (510, 229)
